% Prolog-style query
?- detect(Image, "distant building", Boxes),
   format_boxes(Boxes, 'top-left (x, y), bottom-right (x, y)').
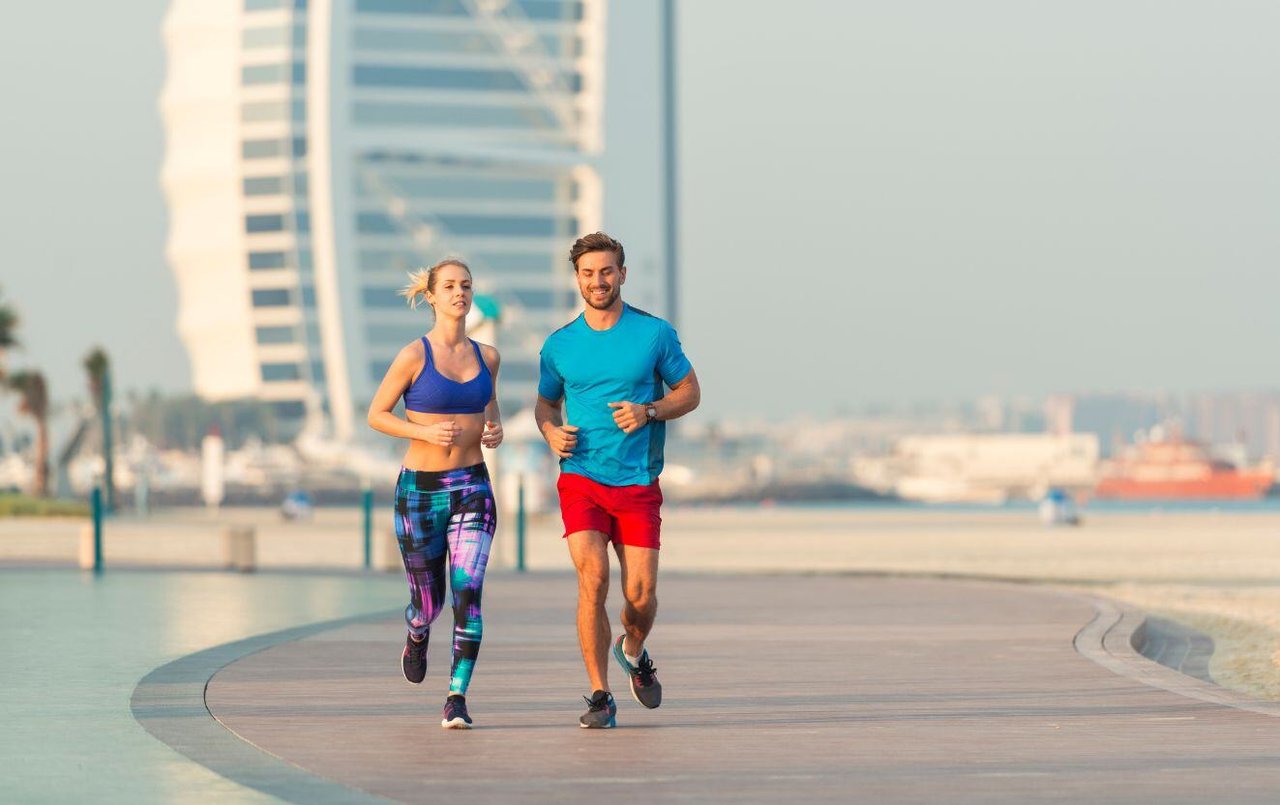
top-left (162, 0), bottom-right (674, 441)
top-left (1043, 394), bottom-right (1074, 436)
top-left (854, 433), bottom-right (1100, 503)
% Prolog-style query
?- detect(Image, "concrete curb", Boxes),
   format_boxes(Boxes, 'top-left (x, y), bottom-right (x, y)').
top-left (130, 611), bottom-right (397, 804)
top-left (1072, 594), bottom-right (1280, 718)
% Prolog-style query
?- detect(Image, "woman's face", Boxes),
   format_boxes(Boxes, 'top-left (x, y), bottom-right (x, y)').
top-left (428, 264), bottom-right (473, 319)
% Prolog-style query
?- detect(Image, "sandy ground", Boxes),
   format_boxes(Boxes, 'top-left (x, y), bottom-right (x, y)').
top-left (4, 504), bottom-right (1279, 699)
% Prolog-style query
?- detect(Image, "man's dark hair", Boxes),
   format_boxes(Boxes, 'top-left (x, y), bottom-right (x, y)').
top-left (569, 232), bottom-right (625, 270)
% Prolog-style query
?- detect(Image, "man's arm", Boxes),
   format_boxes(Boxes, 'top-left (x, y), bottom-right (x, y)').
top-left (535, 394), bottom-right (578, 458)
top-left (652, 368), bottom-right (700, 421)
top-left (609, 368), bottom-right (701, 434)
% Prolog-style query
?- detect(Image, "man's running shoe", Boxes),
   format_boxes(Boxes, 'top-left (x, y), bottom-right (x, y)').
top-left (612, 635), bottom-right (662, 709)
top-left (578, 690), bottom-right (617, 729)
top-left (402, 633), bottom-right (427, 684)
top-left (441, 695), bottom-right (472, 729)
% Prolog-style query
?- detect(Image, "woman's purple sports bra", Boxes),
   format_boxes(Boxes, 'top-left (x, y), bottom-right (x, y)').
top-left (403, 337), bottom-right (493, 415)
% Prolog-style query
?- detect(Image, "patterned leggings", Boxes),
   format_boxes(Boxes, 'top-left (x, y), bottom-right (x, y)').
top-left (393, 463), bottom-right (496, 695)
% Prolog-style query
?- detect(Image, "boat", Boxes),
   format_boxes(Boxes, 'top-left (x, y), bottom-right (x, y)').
top-left (1095, 436), bottom-right (1273, 500)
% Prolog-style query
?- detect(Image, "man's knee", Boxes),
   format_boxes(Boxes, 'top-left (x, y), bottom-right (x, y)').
top-left (624, 582), bottom-right (657, 614)
top-left (577, 567), bottom-right (609, 605)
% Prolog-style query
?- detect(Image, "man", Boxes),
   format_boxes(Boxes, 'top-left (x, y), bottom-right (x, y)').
top-left (535, 232), bottom-right (701, 729)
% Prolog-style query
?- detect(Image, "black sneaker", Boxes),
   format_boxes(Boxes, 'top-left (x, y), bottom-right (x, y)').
top-left (402, 633), bottom-right (427, 684)
top-left (441, 695), bottom-right (472, 729)
top-left (612, 635), bottom-right (662, 709)
top-left (578, 690), bottom-right (617, 729)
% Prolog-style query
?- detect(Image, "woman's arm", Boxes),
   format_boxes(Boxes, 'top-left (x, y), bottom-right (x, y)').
top-left (480, 344), bottom-right (503, 448)
top-left (367, 343), bottom-right (456, 445)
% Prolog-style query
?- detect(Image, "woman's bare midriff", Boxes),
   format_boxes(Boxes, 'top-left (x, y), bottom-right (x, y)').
top-left (401, 410), bottom-right (488, 470)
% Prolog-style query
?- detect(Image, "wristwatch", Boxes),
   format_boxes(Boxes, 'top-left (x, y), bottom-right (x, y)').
top-left (645, 404), bottom-right (658, 423)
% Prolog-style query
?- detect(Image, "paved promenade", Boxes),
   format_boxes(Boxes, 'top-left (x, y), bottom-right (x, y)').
top-left (137, 572), bottom-right (1280, 803)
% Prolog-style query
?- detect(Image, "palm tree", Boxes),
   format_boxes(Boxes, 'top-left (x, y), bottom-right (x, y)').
top-left (83, 347), bottom-right (115, 511)
top-left (0, 286), bottom-right (18, 382)
top-left (8, 370), bottom-right (49, 497)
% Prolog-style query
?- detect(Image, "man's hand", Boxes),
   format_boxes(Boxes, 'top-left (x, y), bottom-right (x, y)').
top-left (608, 401), bottom-right (649, 434)
top-left (545, 424), bottom-right (579, 457)
top-left (481, 420), bottom-right (504, 449)
top-left (419, 421), bottom-right (461, 447)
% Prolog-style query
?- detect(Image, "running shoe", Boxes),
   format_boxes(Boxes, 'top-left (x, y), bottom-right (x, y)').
top-left (441, 695), bottom-right (472, 729)
top-left (578, 690), bottom-right (617, 729)
top-left (402, 633), bottom-right (427, 684)
top-left (612, 635), bottom-right (662, 709)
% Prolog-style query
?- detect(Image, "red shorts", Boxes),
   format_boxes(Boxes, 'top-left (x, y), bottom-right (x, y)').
top-left (557, 473), bottom-right (663, 550)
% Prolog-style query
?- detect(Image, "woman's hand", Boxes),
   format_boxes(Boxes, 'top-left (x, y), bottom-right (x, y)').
top-left (419, 421), bottom-right (461, 447)
top-left (481, 420), bottom-right (504, 449)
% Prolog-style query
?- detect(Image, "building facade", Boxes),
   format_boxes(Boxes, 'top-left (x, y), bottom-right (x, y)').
top-left (162, 0), bottom-right (672, 441)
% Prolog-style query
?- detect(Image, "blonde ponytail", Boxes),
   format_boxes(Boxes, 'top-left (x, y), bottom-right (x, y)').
top-left (399, 258), bottom-right (470, 309)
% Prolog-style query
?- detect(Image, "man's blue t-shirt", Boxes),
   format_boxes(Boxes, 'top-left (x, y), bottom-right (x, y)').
top-left (538, 304), bottom-right (692, 487)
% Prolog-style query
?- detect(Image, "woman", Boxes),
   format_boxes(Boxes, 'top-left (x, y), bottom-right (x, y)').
top-left (367, 258), bottom-right (503, 730)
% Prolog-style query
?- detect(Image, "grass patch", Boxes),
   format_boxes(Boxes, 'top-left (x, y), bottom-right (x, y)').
top-left (0, 493), bottom-right (90, 518)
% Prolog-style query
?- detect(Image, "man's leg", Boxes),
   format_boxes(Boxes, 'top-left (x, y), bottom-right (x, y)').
top-left (614, 542), bottom-right (659, 657)
top-left (567, 530), bottom-right (612, 693)
top-left (612, 541), bottom-right (662, 708)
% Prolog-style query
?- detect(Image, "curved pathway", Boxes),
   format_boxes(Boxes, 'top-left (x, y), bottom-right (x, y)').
top-left (136, 573), bottom-right (1280, 803)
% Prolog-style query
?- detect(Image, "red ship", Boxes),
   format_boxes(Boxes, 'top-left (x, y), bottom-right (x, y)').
top-left (1095, 438), bottom-right (1274, 500)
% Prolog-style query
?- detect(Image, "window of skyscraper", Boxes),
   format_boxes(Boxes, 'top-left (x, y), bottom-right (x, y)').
top-left (256, 326), bottom-right (297, 345)
top-left (246, 214), bottom-right (286, 234)
top-left (245, 0), bottom-right (307, 11)
top-left (366, 324), bottom-right (429, 344)
top-left (261, 363), bottom-right (303, 382)
top-left (249, 251), bottom-right (289, 270)
top-left (244, 177), bottom-right (285, 196)
top-left (269, 400), bottom-right (307, 418)
top-left (352, 28), bottom-right (578, 58)
top-left (241, 64), bottom-right (305, 85)
top-left (352, 103), bottom-right (558, 129)
top-left (436, 213), bottom-right (566, 238)
top-left (353, 65), bottom-right (581, 93)
top-left (354, 0), bottom-right (581, 21)
top-left (472, 252), bottom-right (556, 273)
top-left (357, 175), bottom-right (560, 201)
top-left (242, 139), bottom-right (285, 160)
top-left (360, 288), bottom-right (409, 307)
top-left (368, 359), bottom-right (394, 383)
top-left (251, 289), bottom-right (293, 307)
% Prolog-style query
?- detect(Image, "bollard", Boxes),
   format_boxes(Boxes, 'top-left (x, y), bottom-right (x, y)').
top-left (375, 527), bottom-right (402, 572)
top-left (78, 524), bottom-right (95, 570)
top-left (91, 486), bottom-right (103, 574)
top-left (223, 525), bottom-right (256, 572)
top-left (362, 487), bottom-right (374, 569)
top-left (516, 475), bottom-right (526, 573)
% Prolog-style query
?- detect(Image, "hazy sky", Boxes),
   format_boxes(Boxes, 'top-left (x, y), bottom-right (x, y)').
top-left (2, 2), bottom-right (1278, 421)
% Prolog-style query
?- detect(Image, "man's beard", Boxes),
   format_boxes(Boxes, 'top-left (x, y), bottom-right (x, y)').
top-left (581, 284), bottom-right (619, 310)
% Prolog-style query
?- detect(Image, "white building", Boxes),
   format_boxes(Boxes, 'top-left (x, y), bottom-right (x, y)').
top-left (162, 0), bottom-right (674, 441)
top-left (853, 433), bottom-right (1101, 503)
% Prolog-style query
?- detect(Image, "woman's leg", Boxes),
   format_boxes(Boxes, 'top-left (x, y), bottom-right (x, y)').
top-left (394, 475), bottom-right (451, 641)
top-left (445, 477), bottom-right (497, 695)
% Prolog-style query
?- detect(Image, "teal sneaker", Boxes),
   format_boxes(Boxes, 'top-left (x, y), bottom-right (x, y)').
top-left (579, 690), bottom-right (617, 729)
top-left (612, 635), bottom-right (662, 709)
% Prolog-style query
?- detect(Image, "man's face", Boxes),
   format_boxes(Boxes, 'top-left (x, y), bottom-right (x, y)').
top-left (574, 250), bottom-right (625, 310)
